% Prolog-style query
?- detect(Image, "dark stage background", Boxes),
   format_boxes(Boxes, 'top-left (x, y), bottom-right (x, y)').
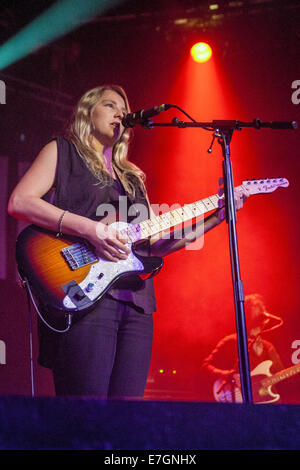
top-left (0, 0), bottom-right (300, 403)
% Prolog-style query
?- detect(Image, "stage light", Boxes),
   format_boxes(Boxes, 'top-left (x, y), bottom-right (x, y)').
top-left (190, 42), bottom-right (212, 63)
top-left (0, 0), bottom-right (123, 70)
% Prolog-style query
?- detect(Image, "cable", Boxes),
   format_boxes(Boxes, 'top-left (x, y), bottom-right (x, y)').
top-left (25, 284), bottom-right (35, 397)
top-left (22, 277), bottom-right (73, 334)
top-left (169, 104), bottom-right (197, 122)
top-left (21, 276), bottom-right (73, 396)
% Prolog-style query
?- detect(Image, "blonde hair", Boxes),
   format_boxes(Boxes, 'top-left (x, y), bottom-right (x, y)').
top-left (67, 85), bottom-right (146, 197)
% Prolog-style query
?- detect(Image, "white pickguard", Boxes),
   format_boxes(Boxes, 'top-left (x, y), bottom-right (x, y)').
top-left (251, 360), bottom-right (273, 377)
top-left (62, 221), bottom-right (144, 310)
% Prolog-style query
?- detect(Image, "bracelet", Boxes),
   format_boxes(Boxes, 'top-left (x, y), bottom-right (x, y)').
top-left (56, 210), bottom-right (68, 238)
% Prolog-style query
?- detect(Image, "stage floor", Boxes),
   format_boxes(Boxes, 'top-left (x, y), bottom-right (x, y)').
top-left (0, 395), bottom-right (299, 450)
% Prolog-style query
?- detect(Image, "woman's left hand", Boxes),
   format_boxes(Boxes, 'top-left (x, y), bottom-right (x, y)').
top-left (215, 186), bottom-right (248, 222)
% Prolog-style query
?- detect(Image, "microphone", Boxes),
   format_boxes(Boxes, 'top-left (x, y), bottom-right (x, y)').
top-left (262, 311), bottom-right (284, 331)
top-left (263, 311), bottom-right (283, 322)
top-left (122, 104), bottom-right (172, 128)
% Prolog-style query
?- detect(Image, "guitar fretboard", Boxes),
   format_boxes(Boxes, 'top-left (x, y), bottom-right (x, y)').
top-left (262, 363), bottom-right (300, 387)
top-left (122, 192), bottom-right (225, 243)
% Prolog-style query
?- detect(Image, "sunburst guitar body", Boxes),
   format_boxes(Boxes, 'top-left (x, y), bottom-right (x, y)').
top-left (16, 223), bottom-right (163, 316)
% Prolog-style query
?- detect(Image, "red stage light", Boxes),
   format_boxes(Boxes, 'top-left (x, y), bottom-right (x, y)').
top-left (190, 42), bottom-right (212, 63)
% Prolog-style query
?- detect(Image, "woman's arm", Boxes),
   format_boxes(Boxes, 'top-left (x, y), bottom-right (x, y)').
top-left (149, 211), bottom-right (223, 257)
top-left (7, 141), bottom-right (130, 262)
top-left (8, 140), bottom-right (88, 235)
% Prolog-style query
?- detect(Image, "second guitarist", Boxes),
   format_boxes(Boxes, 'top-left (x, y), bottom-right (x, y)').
top-left (201, 293), bottom-right (285, 403)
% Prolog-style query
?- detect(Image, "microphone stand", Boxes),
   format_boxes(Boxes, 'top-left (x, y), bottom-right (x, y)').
top-left (142, 117), bottom-right (297, 405)
top-left (217, 124), bottom-right (252, 404)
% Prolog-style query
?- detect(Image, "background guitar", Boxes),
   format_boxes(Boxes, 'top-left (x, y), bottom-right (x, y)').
top-left (213, 360), bottom-right (300, 404)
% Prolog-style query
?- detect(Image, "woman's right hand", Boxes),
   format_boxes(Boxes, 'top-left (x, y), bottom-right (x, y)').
top-left (86, 220), bottom-right (131, 262)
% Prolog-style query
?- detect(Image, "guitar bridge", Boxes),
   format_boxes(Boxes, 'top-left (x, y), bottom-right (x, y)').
top-left (61, 242), bottom-right (98, 270)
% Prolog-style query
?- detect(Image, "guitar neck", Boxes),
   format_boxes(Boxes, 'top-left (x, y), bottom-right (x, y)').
top-left (119, 177), bottom-right (289, 243)
top-left (125, 190), bottom-right (229, 243)
top-left (262, 363), bottom-right (300, 388)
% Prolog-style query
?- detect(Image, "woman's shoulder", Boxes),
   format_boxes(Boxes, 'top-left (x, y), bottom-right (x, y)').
top-left (45, 135), bottom-right (81, 159)
top-left (48, 134), bottom-right (72, 147)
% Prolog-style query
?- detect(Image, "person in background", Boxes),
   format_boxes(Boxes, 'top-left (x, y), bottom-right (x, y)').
top-left (201, 293), bottom-right (284, 403)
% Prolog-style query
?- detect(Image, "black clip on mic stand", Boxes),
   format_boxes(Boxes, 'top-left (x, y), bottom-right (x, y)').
top-left (143, 116), bottom-right (297, 405)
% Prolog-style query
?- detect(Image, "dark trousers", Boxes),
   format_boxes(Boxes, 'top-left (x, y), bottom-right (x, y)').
top-left (52, 296), bottom-right (153, 398)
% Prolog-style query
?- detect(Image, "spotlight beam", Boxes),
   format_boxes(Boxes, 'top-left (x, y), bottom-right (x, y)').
top-left (0, 0), bottom-right (123, 70)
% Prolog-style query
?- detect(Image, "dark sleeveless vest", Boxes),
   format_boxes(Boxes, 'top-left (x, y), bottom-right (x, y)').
top-left (50, 136), bottom-right (156, 315)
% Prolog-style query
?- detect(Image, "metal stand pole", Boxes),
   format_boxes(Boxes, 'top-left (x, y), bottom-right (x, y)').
top-left (219, 129), bottom-right (253, 404)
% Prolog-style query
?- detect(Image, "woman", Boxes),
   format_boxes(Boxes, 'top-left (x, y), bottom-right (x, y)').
top-left (8, 85), bottom-right (246, 398)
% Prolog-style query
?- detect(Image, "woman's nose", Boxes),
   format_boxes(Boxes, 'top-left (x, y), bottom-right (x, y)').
top-left (114, 107), bottom-right (123, 119)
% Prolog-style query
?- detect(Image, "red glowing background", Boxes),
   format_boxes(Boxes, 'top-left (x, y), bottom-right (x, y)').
top-left (127, 27), bottom-right (300, 400)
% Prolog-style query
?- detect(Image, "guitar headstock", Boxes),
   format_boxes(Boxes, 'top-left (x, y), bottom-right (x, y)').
top-left (241, 177), bottom-right (289, 195)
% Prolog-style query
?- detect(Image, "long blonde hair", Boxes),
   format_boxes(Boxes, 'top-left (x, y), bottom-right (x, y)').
top-left (67, 85), bottom-right (146, 197)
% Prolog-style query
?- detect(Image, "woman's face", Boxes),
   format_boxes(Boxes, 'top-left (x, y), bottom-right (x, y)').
top-left (91, 89), bottom-right (127, 147)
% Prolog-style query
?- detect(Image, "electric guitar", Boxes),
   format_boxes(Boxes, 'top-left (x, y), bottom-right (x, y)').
top-left (213, 360), bottom-right (300, 404)
top-left (16, 177), bottom-right (289, 317)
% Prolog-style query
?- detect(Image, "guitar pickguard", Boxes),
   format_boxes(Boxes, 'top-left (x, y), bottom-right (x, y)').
top-left (62, 245), bottom-right (145, 310)
top-left (62, 221), bottom-right (146, 310)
